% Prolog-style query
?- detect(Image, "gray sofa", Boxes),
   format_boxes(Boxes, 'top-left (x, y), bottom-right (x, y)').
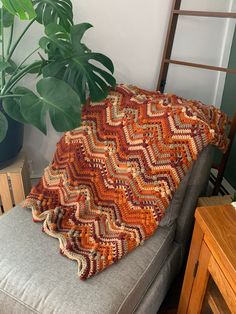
top-left (0, 145), bottom-right (214, 314)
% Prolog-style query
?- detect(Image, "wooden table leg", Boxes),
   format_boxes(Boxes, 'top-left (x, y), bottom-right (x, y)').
top-left (187, 241), bottom-right (211, 313)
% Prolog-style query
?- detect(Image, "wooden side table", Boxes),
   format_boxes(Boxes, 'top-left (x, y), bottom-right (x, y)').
top-left (0, 152), bottom-right (31, 214)
top-left (197, 195), bottom-right (232, 207)
top-left (177, 204), bottom-right (236, 314)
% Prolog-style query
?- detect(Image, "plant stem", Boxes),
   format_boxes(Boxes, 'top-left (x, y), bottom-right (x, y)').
top-left (7, 18), bottom-right (36, 62)
top-left (1, 7), bottom-right (6, 89)
top-left (7, 20), bottom-right (14, 55)
top-left (10, 47), bottom-right (40, 79)
top-left (1, 61), bottom-right (41, 94)
top-left (0, 94), bottom-right (23, 99)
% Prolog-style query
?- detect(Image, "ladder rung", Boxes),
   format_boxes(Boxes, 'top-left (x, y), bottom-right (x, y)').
top-left (173, 10), bottom-right (236, 18)
top-left (164, 59), bottom-right (236, 74)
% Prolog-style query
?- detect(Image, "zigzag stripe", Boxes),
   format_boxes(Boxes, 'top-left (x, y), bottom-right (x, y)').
top-left (24, 84), bottom-right (228, 279)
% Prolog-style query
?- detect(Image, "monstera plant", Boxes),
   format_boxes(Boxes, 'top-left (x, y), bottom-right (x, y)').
top-left (0, 0), bottom-right (116, 164)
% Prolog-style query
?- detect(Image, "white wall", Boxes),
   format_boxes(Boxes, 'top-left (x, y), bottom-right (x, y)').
top-left (74, 0), bottom-right (174, 90)
top-left (165, 0), bottom-right (232, 105)
top-left (214, 0), bottom-right (236, 106)
top-left (16, 0), bottom-right (232, 177)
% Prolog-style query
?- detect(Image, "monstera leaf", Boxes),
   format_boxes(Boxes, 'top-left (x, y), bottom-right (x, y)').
top-left (33, 0), bottom-right (73, 31)
top-left (0, 111), bottom-right (8, 143)
top-left (7, 77), bottom-right (82, 134)
top-left (0, 57), bottom-right (9, 72)
top-left (2, 87), bottom-right (30, 124)
top-left (40, 23), bottom-right (116, 103)
top-left (1, 0), bottom-right (36, 20)
top-left (0, 7), bottom-right (14, 29)
top-left (1, 0), bottom-right (73, 28)
top-left (39, 23), bottom-right (71, 58)
top-left (0, 57), bottom-right (17, 75)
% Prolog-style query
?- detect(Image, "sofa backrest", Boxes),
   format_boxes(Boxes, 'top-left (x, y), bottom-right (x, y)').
top-left (158, 144), bottom-right (214, 259)
top-left (174, 145), bottom-right (215, 258)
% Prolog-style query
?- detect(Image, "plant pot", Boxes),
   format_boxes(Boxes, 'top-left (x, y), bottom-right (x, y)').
top-left (0, 105), bottom-right (24, 169)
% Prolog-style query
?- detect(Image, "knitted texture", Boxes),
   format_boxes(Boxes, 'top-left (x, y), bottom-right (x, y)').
top-left (24, 85), bottom-right (228, 279)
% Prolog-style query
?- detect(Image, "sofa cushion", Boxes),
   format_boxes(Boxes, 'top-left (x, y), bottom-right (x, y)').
top-left (0, 206), bottom-right (175, 314)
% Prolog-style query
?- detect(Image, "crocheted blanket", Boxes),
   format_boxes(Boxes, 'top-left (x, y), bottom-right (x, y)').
top-left (24, 85), bottom-right (228, 280)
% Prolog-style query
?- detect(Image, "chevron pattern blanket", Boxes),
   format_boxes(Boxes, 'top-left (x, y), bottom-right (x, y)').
top-left (24, 85), bottom-right (228, 279)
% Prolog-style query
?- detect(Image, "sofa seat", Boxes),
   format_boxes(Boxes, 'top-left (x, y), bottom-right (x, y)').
top-left (0, 206), bottom-right (176, 314)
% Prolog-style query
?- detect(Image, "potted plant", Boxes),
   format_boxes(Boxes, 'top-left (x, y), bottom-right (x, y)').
top-left (0, 0), bottom-right (116, 168)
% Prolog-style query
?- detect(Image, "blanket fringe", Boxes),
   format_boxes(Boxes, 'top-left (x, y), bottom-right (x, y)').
top-left (24, 200), bottom-right (87, 279)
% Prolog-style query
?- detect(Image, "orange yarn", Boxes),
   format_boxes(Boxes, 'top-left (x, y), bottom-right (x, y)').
top-left (24, 84), bottom-right (228, 279)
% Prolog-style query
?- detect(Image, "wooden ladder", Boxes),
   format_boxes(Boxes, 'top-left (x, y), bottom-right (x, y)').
top-left (157, 0), bottom-right (236, 195)
top-left (157, 0), bottom-right (236, 92)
